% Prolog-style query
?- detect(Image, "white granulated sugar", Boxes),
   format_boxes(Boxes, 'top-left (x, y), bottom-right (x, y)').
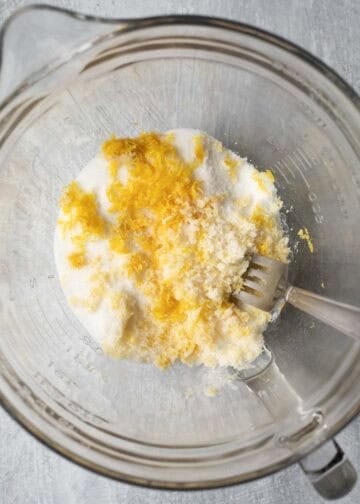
top-left (55, 129), bottom-right (289, 370)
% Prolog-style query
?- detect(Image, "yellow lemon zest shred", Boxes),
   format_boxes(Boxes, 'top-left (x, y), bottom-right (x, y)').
top-left (224, 156), bottom-right (239, 180)
top-left (68, 250), bottom-right (87, 268)
top-left (298, 227), bottom-right (314, 253)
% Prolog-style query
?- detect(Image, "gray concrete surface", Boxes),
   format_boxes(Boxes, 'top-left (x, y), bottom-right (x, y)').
top-left (1, 1), bottom-right (360, 503)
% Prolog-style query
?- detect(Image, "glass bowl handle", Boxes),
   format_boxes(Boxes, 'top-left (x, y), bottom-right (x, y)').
top-left (0, 5), bottom-right (126, 101)
top-left (241, 348), bottom-right (357, 499)
top-left (300, 440), bottom-right (357, 500)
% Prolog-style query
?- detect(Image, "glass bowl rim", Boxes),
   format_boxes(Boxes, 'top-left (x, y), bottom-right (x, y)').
top-left (1, 4), bottom-right (360, 489)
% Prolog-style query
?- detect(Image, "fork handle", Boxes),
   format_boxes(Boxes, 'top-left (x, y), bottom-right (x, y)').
top-left (287, 286), bottom-right (360, 340)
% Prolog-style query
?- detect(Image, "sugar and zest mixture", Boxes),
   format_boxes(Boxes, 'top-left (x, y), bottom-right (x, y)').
top-left (56, 130), bottom-right (289, 369)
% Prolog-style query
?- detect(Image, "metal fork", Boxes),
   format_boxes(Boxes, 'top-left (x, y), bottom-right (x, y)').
top-left (234, 255), bottom-right (360, 340)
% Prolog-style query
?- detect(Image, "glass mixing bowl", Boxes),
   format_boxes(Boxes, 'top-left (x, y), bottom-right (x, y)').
top-left (0, 5), bottom-right (359, 496)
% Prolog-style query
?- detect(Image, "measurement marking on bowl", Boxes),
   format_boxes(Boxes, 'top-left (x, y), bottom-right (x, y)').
top-left (48, 360), bottom-right (79, 388)
top-left (282, 155), bottom-right (296, 179)
top-left (299, 100), bottom-right (327, 129)
top-left (297, 143), bottom-right (326, 224)
top-left (307, 191), bottom-right (324, 224)
top-left (295, 147), bottom-right (313, 172)
top-left (321, 146), bottom-right (350, 219)
top-left (273, 160), bottom-right (291, 185)
top-left (292, 148), bottom-right (310, 174)
top-left (286, 153), bottom-right (310, 189)
top-left (271, 145), bottom-right (325, 224)
top-left (330, 180), bottom-right (349, 219)
top-left (265, 135), bottom-right (286, 154)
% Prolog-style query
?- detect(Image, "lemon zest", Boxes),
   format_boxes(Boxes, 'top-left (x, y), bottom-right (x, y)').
top-left (298, 227), bottom-right (314, 253)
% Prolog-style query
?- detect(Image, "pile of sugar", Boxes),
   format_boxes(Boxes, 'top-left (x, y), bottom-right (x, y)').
top-left (55, 129), bottom-right (289, 369)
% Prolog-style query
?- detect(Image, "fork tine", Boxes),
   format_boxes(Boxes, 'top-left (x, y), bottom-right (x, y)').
top-left (250, 254), bottom-right (275, 269)
top-left (235, 255), bottom-right (288, 312)
top-left (242, 278), bottom-right (264, 291)
top-left (245, 269), bottom-right (268, 282)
